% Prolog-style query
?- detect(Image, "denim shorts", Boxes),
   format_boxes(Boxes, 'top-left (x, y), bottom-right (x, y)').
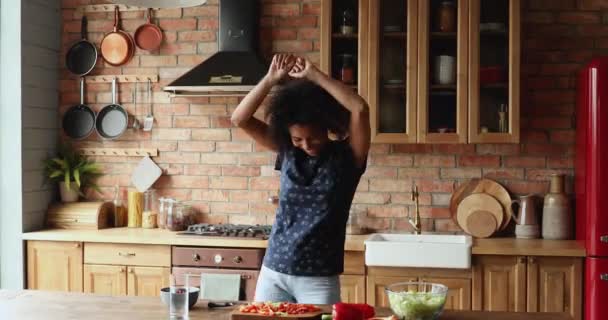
top-left (254, 265), bottom-right (341, 304)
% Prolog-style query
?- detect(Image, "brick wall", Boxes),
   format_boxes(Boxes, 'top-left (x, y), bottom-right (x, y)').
top-left (59, 0), bottom-right (608, 232)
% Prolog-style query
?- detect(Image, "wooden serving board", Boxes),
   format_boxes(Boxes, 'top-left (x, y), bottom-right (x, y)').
top-left (230, 305), bottom-right (331, 320)
top-left (450, 178), bottom-right (513, 230)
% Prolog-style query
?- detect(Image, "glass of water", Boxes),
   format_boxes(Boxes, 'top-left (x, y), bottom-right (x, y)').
top-left (169, 275), bottom-right (189, 320)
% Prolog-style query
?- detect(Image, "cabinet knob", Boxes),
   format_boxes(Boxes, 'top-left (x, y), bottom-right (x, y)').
top-left (119, 252), bottom-right (136, 257)
top-left (519, 257), bottom-right (527, 264)
top-left (74, 243), bottom-right (81, 248)
top-left (129, 269), bottom-right (134, 274)
top-left (233, 256), bottom-right (243, 264)
top-left (529, 257), bottom-right (536, 264)
top-left (192, 253), bottom-right (201, 262)
top-left (121, 267), bottom-right (126, 273)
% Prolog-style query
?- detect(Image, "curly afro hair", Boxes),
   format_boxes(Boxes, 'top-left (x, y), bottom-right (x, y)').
top-left (265, 80), bottom-right (350, 151)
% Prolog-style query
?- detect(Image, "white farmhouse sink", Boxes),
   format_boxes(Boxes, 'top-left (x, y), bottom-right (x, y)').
top-left (364, 233), bottom-right (473, 269)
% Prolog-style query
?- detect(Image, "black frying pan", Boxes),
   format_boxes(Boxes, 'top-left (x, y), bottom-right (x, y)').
top-left (63, 77), bottom-right (95, 140)
top-left (96, 78), bottom-right (128, 140)
top-left (66, 16), bottom-right (98, 76)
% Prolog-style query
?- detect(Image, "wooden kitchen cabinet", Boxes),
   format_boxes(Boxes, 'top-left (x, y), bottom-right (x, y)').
top-left (27, 241), bottom-right (83, 292)
top-left (526, 257), bottom-right (582, 320)
top-left (367, 275), bottom-right (418, 307)
top-left (468, 0), bottom-right (520, 143)
top-left (321, 0), bottom-right (521, 144)
top-left (340, 275), bottom-right (366, 303)
top-left (127, 266), bottom-right (170, 297)
top-left (473, 255), bottom-right (582, 320)
top-left (422, 277), bottom-right (472, 311)
top-left (84, 264), bottom-right (127, 296)
top-left (472, 255), bottom-right (527, 312)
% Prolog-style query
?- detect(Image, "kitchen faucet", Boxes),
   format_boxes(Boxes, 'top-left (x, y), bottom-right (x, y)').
top-left (409, 184), bottom-right (422, 235)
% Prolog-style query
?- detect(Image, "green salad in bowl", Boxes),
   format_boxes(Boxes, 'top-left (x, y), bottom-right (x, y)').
top-left (386, 282), bottom-right (448, 320)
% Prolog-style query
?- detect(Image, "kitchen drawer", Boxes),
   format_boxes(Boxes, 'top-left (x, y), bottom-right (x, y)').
top-left (84, 243), bottom-right (170, 267)
top-left (172, 247), bottom-right (264, 269)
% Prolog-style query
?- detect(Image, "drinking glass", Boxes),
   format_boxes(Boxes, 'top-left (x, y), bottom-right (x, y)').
top-left (169, 275), bottom-right (189, 320)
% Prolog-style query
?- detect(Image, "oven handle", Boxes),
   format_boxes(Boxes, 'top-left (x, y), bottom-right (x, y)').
top-left (181, 272), bottom-right (253, 280)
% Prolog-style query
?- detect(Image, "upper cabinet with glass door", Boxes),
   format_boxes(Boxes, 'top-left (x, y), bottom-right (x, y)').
top-left (468, 0), bottom-right (520, 143)
top-left (321, 0), bottom-right (369, 98)
top-left (418, 0), bottom-right (469, 143)
top-left (368, 0), bottom-right (418, 143)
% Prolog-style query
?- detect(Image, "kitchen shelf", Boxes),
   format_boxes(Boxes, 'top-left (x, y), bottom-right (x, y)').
top-left (481, 83), bottom-right (508, 89)
top-left (431, 84), bottom-right (457, 90)
top-left (480, 30), bottom-right (508, 37)
top-left (431, 32), bottom-right (457, 39)
top-left (76, 4), bottom-right (149, 13)
top-left (332, 33), bottom-right (358, 39)
top-left (383, 32), bottom-right (406, 39)
top-left (382, 84), bottom-right (406, 89)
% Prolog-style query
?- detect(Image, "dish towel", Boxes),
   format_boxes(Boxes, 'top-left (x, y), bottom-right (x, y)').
top-left (200, 273), bottom-right (241, 301)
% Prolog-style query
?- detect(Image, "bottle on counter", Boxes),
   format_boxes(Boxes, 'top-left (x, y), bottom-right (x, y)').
top-left (542, 174), bottom-right (572, 240)
top-left (166, 199), bottom-right (187, 232)
top-left (158, 197), bottom-right (167, 229)
top-left (112, 185), bottom-right (126, 227)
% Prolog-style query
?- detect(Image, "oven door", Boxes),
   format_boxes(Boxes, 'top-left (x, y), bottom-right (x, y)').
top-left (172, 267), bottom-right (259, 301)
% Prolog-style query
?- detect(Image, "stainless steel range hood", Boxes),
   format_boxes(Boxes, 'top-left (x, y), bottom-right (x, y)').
top-left (164, 0), bottom-right (268, 97)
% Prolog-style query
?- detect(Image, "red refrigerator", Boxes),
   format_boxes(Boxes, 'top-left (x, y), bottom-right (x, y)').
top-left (576, 57), bottom-right (608, 320)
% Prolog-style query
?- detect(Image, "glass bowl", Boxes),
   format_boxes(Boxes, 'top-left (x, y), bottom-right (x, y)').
top-left (385, 282), bottom-right (448, 320)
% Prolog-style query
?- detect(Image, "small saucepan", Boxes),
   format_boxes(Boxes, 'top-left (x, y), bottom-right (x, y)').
top-left (65, 16), bottom-right (98, 76)
top-left (134, 8), bottom-right (163, 51)
top-left (62, 77), bottom-right (96, 140)
top-left (96, 78), bottom-right (128, 140)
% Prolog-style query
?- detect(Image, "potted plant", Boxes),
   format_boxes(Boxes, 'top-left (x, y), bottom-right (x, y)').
top-left (43, 143), bottom-right (103, 202)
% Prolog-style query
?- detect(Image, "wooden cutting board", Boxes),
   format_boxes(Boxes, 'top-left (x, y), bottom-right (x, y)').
top-left (450, 178), bottom-right (512, 230)
top-left (231, 306), bottom-right (330, 320)
top-left (466, 210), bottom-right (498, 238)
top-left (457, 193), bottom-right (503, 237)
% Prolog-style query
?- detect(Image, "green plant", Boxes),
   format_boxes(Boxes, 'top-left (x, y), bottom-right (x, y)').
top-left (43, 143), bottom-right (103, 195)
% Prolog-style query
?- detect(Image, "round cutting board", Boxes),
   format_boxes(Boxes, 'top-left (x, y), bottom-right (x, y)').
top-left (457, 193), bottom-right (503, 237)
top-left (466, 210), bottom-right (497, 238)
top-left (450, 178), bottom-right (512, 230)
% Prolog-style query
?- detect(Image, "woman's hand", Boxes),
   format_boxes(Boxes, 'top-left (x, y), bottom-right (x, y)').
top-left (266, 54), bottom-right (296, 85)
top-left (288, 57), bottom-right (319, 81)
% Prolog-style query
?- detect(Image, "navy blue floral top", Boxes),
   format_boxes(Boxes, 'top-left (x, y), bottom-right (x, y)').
top-left (263, 141), bottom-right (366, 276)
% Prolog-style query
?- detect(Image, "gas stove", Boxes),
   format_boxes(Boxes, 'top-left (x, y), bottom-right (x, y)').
top-left (178, 223), bottom-right (272, 239)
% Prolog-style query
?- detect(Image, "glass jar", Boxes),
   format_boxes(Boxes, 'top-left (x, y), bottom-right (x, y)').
top-left (437, 1), bottom-right (456, 32)
top-left (112, 185), bottom-right (126, 227)
top-left (166, 200), bottom-right (186, 232)
top-left (340, 54), bottom-right (355, 84)
top-left (341, 9), bottom-right (355, 35)
top-left (142, 189), bottom-right (158, 229)
top-left (127, 189), bottom-right (143, 228)
top-left (157, 197), bottom-right (167, 229)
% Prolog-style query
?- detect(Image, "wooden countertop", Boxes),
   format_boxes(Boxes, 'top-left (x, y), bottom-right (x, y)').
top-left (21, 228), bottom-right (586, 256)
top-left (0, 290), bottom-right (570, 320)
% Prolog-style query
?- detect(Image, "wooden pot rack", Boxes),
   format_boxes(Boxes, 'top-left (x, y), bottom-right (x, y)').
top-left (76, 4), bottom-right (152, 13)
top-left (78, 148), bottom-right (158, 157)
top-left (84, 75), bottom-right (158, 84)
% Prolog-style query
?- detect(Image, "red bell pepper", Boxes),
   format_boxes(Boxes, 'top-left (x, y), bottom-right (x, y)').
top-left (332, 303), bottom-right (375, 320)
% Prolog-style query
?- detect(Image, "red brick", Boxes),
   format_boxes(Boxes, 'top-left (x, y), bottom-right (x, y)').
top-left (550, 130), bottom-right (576, 143)
top-left (433, 144), bottom-right (476, 155)
top-left (524, 143), bottom-right (574, 156)
top-left (414, 155), bottom-right (455, 167)
top-left (216, 142), bottom-right (253, 153)
top-left (250, 203), bottom-right (278, 215)
top-left (268, 29), bottom-right (298, 40)
top-left (155, 176), bottom-right (208, 189)
top-left (441, 168), bottom-right (482, 179)
top-left (417, 180), bottom-right (454, 193)
top-left (178, 141), bottom-right (215, 152)
top-left (530, 117), bottom-right (572, 129)
top-left (397, 168), bottom-right (440, 179)
top-left (174, 116), bottom-right (210, 128)
top-left (393, 218), bottom-right (433, 232)
top-left (483, 168), bottom-right (525, 180)
top-left (369, 179), bottom-right (410, 193)
top-left (302, 3), bottom-right (320, 15)
top-left (391, 193), bottom-right (432, 206)
top-left (221, 166), bottom-right (261, 177)
top-left (157, 152), bottom-right (200, 164)
top-left (152, 129), bottom-right (191, 141)
top-left (192, 190), bottom-right (230, 202)
top-left (367, 206), bottom-right (407, 218)
top-left (178, 55), bottom-right (208, 67)
top-left (229, 215), bottom-right (268, 226)
top-left (158, 18), bottom-right (197, 31)
top-left (547, 157), bottom-right (574, 168)
top-left (523, 12), bottom-right (555, 24)
top-left (526, 169), bottom-right (573, 181)
top-left (476, 144), bottom-right (521, 156)
top-left (190, 105), bottom-right (228, 116)
top-left (154, 8), bottom-right (182, 18)
top-left (392, 144), bottom-right (434, 154)
top-left (192, 129), bottom-right (231, 141)
top-left (503, 181), bottom-right (549, 195)
top-left (297, 28), bottom-right (319, 40)
top-left (140, 141), bottom-right (178, 152)
top-left (230, 191), bottom-right (270, 203)
top-left (459, 155), bottom-right (500, 167)
top-left (209, 176), bottom-right (248, 190)
top-left (198, 18), bottom-right (219, 30)
top-left (184, 165), bottom-right (222, 176)
top-left (178, 31), bottom-right (216, 42)
top-left (140, 56), bottom-right (177, 67)
top-left (250, 177), bottom-right (280, 191)
top-left (356, 179), bottom-right (369, 192)
top-left (353, 193), bottom-right (391, 205)
top-left (239, 154), bottom-right (273, 166)
top-left (272, 40), bottom-right (314, 52)
top-left (276, 16), bottom-right (317, 27)
top-left (505, 156), bottom-right (546, 168)
top-left (369, 155), bottom-right (413, 167)
top-left (418, 207), bottom-right (451, 219)
top-left (263, 3), bottom-right (300, 16)
top-left (209, 116), bottom-right (234, 128)
top-left (521, 130), bottom-right (549, 143)
top-left (362, 167), bottom-right (398, 179)
top-left (210, 202), bottom-right (248, 214)
top-left (369, 144), bottom-right (390, 154)
top-left (183, 6), bottom-right (218, 17)
top-left (200, 153), bottom-right (238, 165)
top-left (434, 219), bottom-right (462, 232)
top-left (95, 174), bottom-right (131, 187)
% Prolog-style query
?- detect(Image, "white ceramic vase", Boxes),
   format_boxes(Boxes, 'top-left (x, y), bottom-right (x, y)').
top-left (59, 181), bottom-right (80, 203)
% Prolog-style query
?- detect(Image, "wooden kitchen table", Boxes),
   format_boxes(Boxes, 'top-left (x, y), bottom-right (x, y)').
top-left (0, 290), bottom-right (570, 320)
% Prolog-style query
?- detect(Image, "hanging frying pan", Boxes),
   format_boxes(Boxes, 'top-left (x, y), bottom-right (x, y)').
top-left (65, 16), bottom-right (98, 76)
top-left (63, 77), bottom-right (96, 140)
top-left (134, 8), bottom-right (163, 51)
top-left (96, 78), bottom-right (128, 140)
top-left (100, 6), bottom-right (134, 66)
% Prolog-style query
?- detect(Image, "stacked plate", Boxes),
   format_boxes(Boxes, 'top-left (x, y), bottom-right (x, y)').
top-left (450, 178), bottom-right (513, 238)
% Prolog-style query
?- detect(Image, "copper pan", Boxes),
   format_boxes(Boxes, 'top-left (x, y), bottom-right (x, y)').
top-left (134, 8), bottom-right (163, 51)
top-left (100, 6), bottom-right (134, 66)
